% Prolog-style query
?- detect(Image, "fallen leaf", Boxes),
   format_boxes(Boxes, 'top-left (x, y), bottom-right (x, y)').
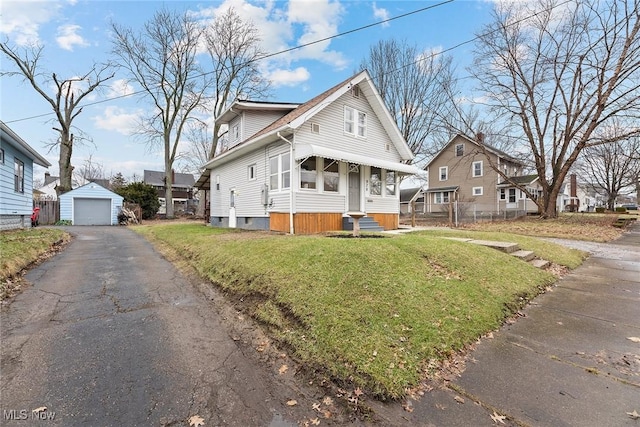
top-left (286, 400), bottom-right (297, 406)
top-left (278, 364), bottom-right (288, 374)
top-left (322, 410), bottom-right (332, 418)
top-left (490, 411), bottom-right (507, 424)
top-left (189, 415), bottom-right (205, 427)
top-left (322, 396), bottom-right (333, 406)
top-left (627, 410), bottom-right (640, 419)
top-left (32, 407), bottom-right (47, 413)
top-left (454, 396), bottom-right (465, 404)
top-left (402, 401), bottom-right (414, 412)
top-left (310, 418), bottom-right (320, 425)
top-left (486, 332), bottom-right (494, 339)
top-left (353, 387), bottom-right (364, 397)
top-left (312, 402), bottom-right (321, 411)
top-left (627, 337), bottom-right (640, 343)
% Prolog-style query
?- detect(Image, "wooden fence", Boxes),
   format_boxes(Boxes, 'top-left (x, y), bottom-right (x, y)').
top-left (34, 200), bottom-right (60, 225)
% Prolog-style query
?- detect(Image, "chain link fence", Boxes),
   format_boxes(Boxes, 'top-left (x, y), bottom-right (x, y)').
top-left (401, 201), bottom-right (530, 227)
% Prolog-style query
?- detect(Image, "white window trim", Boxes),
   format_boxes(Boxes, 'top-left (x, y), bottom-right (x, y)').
top-left (439, 166), bottom-right (448, 181)
top-left (472, 160), bottom-right (483, 177)
top-left (472, 186), bottom-right (483, 196)
top-left (434, 191), bottom-right (450, 204)
top-left (299, 157), bottom-right (318, 191)
top-left (248, 164), bottom-right (257, 181)
top-left (455, 143), bottom-right (464, 157)
top-left (232, 124), bottom-right (239, 141)
top-left (270, 153), bottom-right (291, 192)
top-left (344, 105), bottom-right (367, 138)
top-left (499, 188), bottom-right (506, 200)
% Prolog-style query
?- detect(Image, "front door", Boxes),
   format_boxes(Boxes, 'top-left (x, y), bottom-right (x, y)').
top-left (229, 189), bottom-right (237, 228)
top-left (348, 165), bottom-right (361, 212)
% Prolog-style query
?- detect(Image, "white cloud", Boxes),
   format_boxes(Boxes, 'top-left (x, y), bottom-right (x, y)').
top-left (268, 67), bottom-right (310, 87)
top-left (107, 79), bottom-right (135, 99)
top-left (0, 1), bottom-right (62, 45)
top-left (92, 106), bottom-right (142, 135)
top-left (56, 24), bottom-right (89, 51)
top-left (372, 3), bottom-right (390, 27)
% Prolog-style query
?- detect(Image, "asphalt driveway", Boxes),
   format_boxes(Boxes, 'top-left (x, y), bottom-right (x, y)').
top-left (0, 226), bottom-right (334, 426)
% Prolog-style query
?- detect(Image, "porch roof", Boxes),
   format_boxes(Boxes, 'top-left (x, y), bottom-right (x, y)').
top-left (294, 144), bottom-right (422, 175)
top-left (425, 186), bottom-right (460, 193)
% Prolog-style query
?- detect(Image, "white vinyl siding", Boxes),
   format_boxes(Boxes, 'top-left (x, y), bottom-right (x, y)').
top-left (59, 183), bottom-right (123, 225)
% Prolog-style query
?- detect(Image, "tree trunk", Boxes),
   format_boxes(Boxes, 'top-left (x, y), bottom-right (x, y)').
top-left (57, 135), bottom-right (74, 195)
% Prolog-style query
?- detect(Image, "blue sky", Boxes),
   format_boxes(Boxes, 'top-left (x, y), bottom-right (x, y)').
top-left (1, 0), bottom-right (494, 181)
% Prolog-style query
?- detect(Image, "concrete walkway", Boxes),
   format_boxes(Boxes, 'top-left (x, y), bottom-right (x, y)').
top-left (372, 222), bottom-right (640, 426)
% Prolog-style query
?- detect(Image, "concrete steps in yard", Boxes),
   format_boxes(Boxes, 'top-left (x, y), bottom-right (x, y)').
top-left (342, 216), bottom-right (384, 232)
top-left (442, 237), bottom-right (549, 269)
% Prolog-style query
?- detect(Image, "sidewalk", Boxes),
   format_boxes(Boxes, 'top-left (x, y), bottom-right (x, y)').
top-left (372, 222), bottom-right (640, 426)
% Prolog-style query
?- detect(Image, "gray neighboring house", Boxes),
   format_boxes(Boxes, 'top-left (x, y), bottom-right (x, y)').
top-left (143, 170), bottom-right (196, 214)
top-left (0, 121), bottom-right (51, 230)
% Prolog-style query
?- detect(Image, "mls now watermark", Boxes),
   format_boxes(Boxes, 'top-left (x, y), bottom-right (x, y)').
top-left (3, 408), bottom-right (56, 421)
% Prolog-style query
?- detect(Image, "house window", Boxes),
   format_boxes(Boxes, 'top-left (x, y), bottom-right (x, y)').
top-left (269, 156), bottom-right (279, 190)
top-left (499, 188), bottom-right (506, 200)
top-left (270, 153), bottom-right (291, 191)
top-left (300, 157), bottom-right (317, 189)
top-left (473, 161), bottom-right (483, 177)
top-left (386, 171), bottom-right (396, 196)
top-left (455, 143), bottom-right (464, 157)
top-left (434, 191), bottom-right (450, 204)
top-left (344, 106), bottom-right (366, 137)
top-left (473, 187), bottom-right (483, 196)
top-left (0, 148), bottom-right (4, 164)
top-left (370, 167), bottom-right (382, 195)
top-left (508, 188), bottom-right (516, 203)
top-left (215, 175), bottom-right (220, 191)
top-left (439, 166), bottom-right (448, 181)
top-left (248, 164), bottom-right (256, 181)
top-left (323, 159), bottom-right (339, 192)
top-left (232, 124), bottom-right (239, 141)
top-left (311, 123), bottom-right (320, 134)
top-left (351, 85), bottom-right (361, 98)
top-left (14, 158), bottom-right (24, 193)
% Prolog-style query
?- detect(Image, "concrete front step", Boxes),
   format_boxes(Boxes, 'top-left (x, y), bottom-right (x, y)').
top-left (511, 250), bottom-right (535, 262)
top-left (467, 239), bottom-right (520, 253)
top-left (530, 258), bottom-right (550, 269)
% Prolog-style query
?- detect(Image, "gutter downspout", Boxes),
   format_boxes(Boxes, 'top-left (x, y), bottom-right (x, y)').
top-left (277, 132), bottom-right (294, 235)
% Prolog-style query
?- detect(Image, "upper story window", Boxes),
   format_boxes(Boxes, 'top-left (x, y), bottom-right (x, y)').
top-left (232, 124), bottom-right (239, 141)
top-left (14, 158), bottom-right (24, 193)
top-left (386, 171), bottom-right (396, 196)
top-left (300, 157), bottom-right (317, 189)
top-left (473, 160), bottom-right (483, 177)
top-left (455, 143), bottom-right (464, 157)
top-left (344, 106), bottom-right (366, 138)
top-left (439, 166), bottom-right (448, 181)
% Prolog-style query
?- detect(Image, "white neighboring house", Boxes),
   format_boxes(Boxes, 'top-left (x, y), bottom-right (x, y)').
top-left (199, 70), bottom-right (421, 234)
top-left (35, 172), bottom-right (60, 201)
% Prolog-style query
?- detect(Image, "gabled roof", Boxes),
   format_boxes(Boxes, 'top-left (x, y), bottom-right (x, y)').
top-left (204, 70), bottom-right (415, 170)
top-left (1, 121), bottom-right (51, 167)
top-left (143, 170), bottom-right (195, 188)
top-left (400, 187), bottom-right (424, 203)
top-left (217, 100), bottom-right (300, 124)
top-left (425, 133), bottom-right (523, 170)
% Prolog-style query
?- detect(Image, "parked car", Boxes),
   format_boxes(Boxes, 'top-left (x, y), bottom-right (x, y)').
top-left (621, 204), bottom-right (638, 211)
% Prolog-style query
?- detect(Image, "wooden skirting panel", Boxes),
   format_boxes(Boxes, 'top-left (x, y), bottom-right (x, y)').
top-left (270, 212), bottom-right (344, 234)
top-left (369, 213), bottom-right (399, 230)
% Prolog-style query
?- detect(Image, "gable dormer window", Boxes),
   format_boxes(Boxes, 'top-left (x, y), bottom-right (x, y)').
top-left (455, 143), bottom-right (464, 157)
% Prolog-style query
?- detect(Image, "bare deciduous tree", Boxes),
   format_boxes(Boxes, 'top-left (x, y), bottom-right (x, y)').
top-left (73, 154), bottom-right (106, 187)
top-left (359, 39), bottom-right (457, 164)
top-left (471, 0), bottom-right (640, 218)
top-left (579, 132), bottom-right (640, 209)
top-left (204, 7), bottom-right (271, 159)
top-left (0, 41), bottom-right (114, 194)
top-left (111, 9), bottom-right (210, 218)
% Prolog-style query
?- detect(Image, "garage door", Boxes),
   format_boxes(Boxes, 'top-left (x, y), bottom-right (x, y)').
top-left (74, 198), bottom-right (112, 225)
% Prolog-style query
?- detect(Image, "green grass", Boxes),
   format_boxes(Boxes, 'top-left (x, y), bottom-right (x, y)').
top-left (135, 223), bottom-right (585, 399)
top-left (1, 228), bottom-right (68, 299)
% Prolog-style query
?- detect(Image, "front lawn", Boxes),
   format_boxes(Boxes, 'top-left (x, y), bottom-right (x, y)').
top-left (136, 223), bottom-right (584, 399)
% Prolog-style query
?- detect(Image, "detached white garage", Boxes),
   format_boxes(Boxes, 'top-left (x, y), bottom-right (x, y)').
top-left (60, 183), bottom-right (124, 225)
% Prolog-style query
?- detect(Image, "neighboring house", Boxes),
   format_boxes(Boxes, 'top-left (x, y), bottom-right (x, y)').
top-left (59, 182), bottom-right (123, 225)
top-left (424, 133), bottom-right (540, 215)
top-left (0, 121), bottom-right (51, 230)
top-left (35, 172), bottom-right (60, 201)
top-left (399, 187), bottom-right (426, 215)
top-left (143, 170), bottom-right (196, 214)
top-left (199, 70), bottom-right (421, 234)
top-left (556, 174), bottom-right (603, 212)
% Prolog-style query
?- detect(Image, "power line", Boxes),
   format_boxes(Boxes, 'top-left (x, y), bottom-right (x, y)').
top-left (5, 0), bottom-right (454, 124)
